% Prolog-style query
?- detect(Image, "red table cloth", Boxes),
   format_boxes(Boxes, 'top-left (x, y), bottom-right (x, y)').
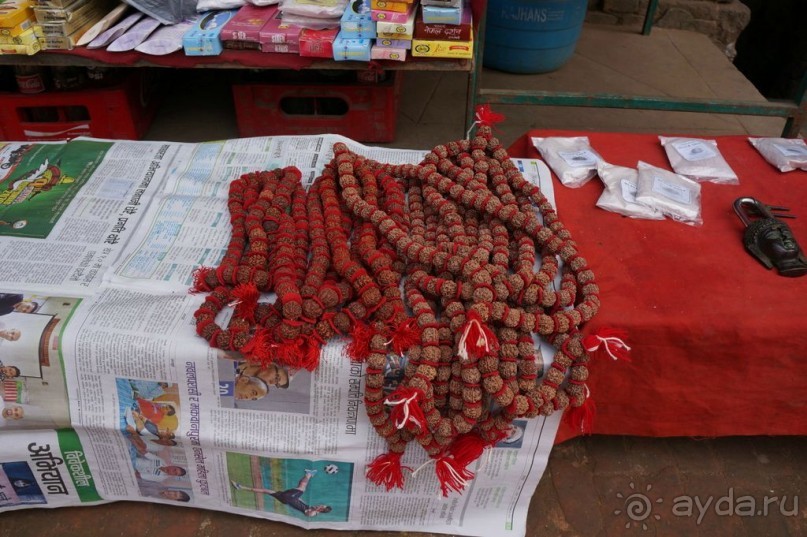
top-left (508, 131), bottom-right (807, 443)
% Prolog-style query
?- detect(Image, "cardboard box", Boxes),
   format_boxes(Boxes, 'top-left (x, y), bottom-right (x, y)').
top-left (259, 7), bottom-right (302, 50)
top-left (221, 4), bottom-right (272, 45)
top-left (371, 0), bottom-right (411, 13)
top-left (371, 3), bottom-right (414, 24)
top-left (340, 0), bottom-right (376, 39)
top-left (0, 1), bottom-right (33, 30)
top-left (421, 3), bottom-right (462, 25)
top-left (183, 9), bottom-right (238, 56)
top-left (332, 35), bottom-right (371, 61)
top-left (412, 30), bottom-right (472, 58)
top-left (370, 44), bottom-right (406, 61)
top-left (375, 37), bottom-right (411, 49)
top-left (414, 1), bottom-right (470, 41)
top-left (375, 7), bottom-right (414, 37)
top-left (0, 26), bottom-right (38, 45)
top-left (299, 27), bottom-right (338, 58)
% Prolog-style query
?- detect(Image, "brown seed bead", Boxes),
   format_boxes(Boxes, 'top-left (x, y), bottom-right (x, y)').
top-left (421, 346), bottom-right (441, 364)
top-left (545, 367), bottom-right (565, 387)
top-left (461, 367), bottom-right (481, 384)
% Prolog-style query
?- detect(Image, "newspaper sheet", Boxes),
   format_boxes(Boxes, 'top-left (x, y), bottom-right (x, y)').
top-left (0, 135), bottom-right (560, 537)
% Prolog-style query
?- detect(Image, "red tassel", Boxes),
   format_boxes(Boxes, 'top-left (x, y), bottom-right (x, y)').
top-left (474, 105), bottom-right (506, 128)
top-left (435, 455), bottom-right (474, 496)
top-left (385, 387), bottom-right (426, 431)
top-left (230, 282), bottom-right (260, 323)
top-left (298, 336), bottom-right (321, 372)
top-left (273, 337), bottom-right (305, 369)
top-left (366, 451), bottom-right (408, 491)
top-left (346, 321), bottom-right (376, 362)
top-left (189, 266), bottom-right (215, 293)
top-left (566, 387), bottom-right (596, 435)
top-left (447, 433), bottom-right (487, 469)
top-left (388, 318), bottom-right (422, 356)
top-left (457, 311), bottom-right (499, 361)
top-left (583, 327), bottom-right (632, 362)
top-left (240, 328), bottom-right (274, 367)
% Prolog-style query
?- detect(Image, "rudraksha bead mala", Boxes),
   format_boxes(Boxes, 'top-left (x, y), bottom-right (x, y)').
top-left (192, 125), bottom-right (611, 496)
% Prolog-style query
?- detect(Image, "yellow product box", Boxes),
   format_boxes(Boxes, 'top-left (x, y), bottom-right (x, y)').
top-left (0, 17), bottom-right (35, 37)
top-left (0, 39), bottom-right (41, 54)
top-left (412, 31), bottom-right (473, 59)
top-left (0, 26), bottom-right (37, 44)
top-left (371, 0), bottom-right (412, 13)
top-left (0, 1), bottom-right (33, 29)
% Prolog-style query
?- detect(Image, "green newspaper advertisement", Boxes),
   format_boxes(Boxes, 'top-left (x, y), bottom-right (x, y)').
top-left (0, 140), bottom-right (112, 239)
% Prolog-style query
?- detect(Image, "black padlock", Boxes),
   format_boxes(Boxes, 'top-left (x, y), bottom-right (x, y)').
top-left (733, 197), bottom-right (807, 277)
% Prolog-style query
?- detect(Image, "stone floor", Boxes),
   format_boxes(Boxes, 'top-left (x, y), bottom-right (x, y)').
top-left (1, 23), bottom-right (805, 537)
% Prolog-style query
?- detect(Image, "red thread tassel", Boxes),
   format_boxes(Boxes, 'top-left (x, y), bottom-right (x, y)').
top-left (566, 390), bottom-right (596, 435)
top-left (582, 327), bottom-right (632, 362)
top-left (389, 318), bottom-right (422, 356)
top-left (448, 433), bottom-right (487, 469)
top-left (273, 337), bottom-right (305, 369)
top-left (474, 104), bottom-right (506, 128)
top-left (385, 387), bottom-right (426, 431)
top-left (298, 336), bottom-right (321, 372)
top-left (457, 310), bottom-right (499, 361)
top-left (240, 328), bottom-right (274, 367)
top-left (346, 321), bottom-right (376, 362)
top-left (231, 282), bottom-right (259, 323)
top-left (435, 456), bottom-right (474, 496)
top-left (366, 451), bottom-right (407, 491)
top-left (189, 266), bottom-right (215, 293)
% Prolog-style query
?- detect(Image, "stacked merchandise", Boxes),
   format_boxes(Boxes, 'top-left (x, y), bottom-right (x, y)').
top-left (33, 0), bottom-right (116, 50)
top-left (219, 4), bottom-right (268, 51)
top-left (412, 0), bottom-right (472, 59)
top-left (333, 0), bottom-right (373, 61)
top-left (277, 0), bottom-right (344, 58)
top-left (372, 0), bottom-right (416, 61)
top-left (0, 0), bottom-right (41, 55)
top-left (182, 9), bottom-right (238, 56)
top-left (259, 5), bottom-right (301, 54)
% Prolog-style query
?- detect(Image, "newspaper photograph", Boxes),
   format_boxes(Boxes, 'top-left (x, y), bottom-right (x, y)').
top-left (0, 134), bottom-right (561, 537)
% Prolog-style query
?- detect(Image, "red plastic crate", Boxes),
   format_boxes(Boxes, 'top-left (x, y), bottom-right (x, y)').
top-left (232, 73), bottom-right (402, 143)
top-left (0, 71), bottom-right (160, 142)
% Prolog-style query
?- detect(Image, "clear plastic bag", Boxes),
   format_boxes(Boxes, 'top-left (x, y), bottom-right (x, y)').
top-left (279, 0), bottom-right (349, 19)
top-left (197, 0), bottom-right (246, 10)
top-left (123, 0), bottom-right (199, 25)
top-left (749, 137), bottom-right (807, 172)
top-left (659, 136), bottom-right (738, 185)
top-left (531, 136), bottom-right (602, 188)
top-left (635, 161), bottom-right (703, 226)
top-left (595, 162), bottom-right (664, 220)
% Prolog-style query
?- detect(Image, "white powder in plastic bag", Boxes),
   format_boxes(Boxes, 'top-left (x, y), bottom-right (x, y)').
top-left (531, 136), bottom-right (602, 188)
top-left (749, 137), bottom-right (807, 172)
top-left (659, 136), bottom-right (738, 185)
top-left (280, 12), bottom-right (340, 29)
top-left (635, 161), bottom-right (703, 226)
top-left (596, 162), bottom-right (664, 220)
top-left (197, 0), bottom-right (246, 10)
top-left (279, 0), bottom-right (349, 19)
top-left (247, 0), bottom-right (281, 5)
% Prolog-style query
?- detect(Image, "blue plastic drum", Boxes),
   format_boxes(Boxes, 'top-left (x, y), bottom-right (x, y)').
top-left (483, 0), bottom-right (588, 73)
